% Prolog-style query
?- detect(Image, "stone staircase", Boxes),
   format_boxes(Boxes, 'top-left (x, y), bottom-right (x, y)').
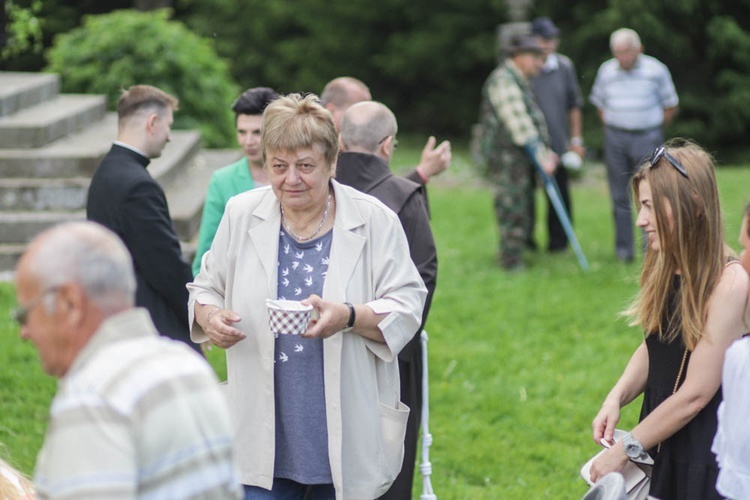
top-left (0, 71), bottom-right (240, 276)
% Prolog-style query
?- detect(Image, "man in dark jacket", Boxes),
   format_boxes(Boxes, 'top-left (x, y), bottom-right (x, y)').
top-left (337, 100), bottom-right (438, 499)
top-left (86, 85), bottom-right (199, 352)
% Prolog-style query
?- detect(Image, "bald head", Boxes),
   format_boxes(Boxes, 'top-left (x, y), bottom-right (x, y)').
top-left (339, 101), bottom-right (398, 160)
top-left (19, 221), bottom-right (136, 314)
top-left (321, 77), bottom-right (372, 131)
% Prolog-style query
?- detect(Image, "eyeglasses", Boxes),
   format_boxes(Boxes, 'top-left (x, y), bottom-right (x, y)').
top-left (12, 287), bottom-right (59, 326)
top-left (378, 135), bottom-right (399, 149)
top-left (649, 146), bottom-right (688, 179)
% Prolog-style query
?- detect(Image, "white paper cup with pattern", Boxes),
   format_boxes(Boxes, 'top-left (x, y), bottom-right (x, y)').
top-left (266, 299), bottom-right (313, 338)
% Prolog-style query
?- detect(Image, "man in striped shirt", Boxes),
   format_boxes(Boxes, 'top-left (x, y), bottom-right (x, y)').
top-left (479, 34), bottom-right (558, 270)
top-left (590, 28), bottom-right (679, 262)
top-left (14, 221), bottom-right (241, 499)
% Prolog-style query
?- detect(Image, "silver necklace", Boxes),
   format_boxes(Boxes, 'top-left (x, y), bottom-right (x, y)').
top-left (281, 193), bottom-right (332, 242)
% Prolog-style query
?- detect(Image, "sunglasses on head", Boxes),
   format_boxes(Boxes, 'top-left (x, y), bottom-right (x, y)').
top-left (649, 146), bottom-right (688, 178)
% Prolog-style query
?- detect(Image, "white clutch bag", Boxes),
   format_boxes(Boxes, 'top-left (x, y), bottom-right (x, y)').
top-left (580, 429), bottom-right (653, 500)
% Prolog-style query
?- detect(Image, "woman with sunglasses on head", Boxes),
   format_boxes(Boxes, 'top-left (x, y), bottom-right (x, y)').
top-left (589, 140), bottom-right (750, 498)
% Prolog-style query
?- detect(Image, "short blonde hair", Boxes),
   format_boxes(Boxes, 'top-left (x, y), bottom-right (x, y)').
top-left (261, 93), bottom-right (339, 168)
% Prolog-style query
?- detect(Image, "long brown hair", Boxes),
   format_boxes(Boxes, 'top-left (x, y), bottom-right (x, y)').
top-left (625, 140), bottom-right (727, 350)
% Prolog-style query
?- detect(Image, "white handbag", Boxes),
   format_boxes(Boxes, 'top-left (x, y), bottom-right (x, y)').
top-left (580, 429), bottom-right (653, 500)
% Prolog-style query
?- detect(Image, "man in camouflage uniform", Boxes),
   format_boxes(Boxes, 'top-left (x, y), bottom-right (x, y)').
top-left (479, 34), bottom-right (558, 270)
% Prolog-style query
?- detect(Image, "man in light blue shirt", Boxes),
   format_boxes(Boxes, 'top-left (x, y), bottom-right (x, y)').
top-left (590, 28), bottom-right (678, 262)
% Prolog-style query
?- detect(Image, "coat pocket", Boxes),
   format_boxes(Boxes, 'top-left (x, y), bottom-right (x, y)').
top-left (379, 400), bottom-right (410, 480)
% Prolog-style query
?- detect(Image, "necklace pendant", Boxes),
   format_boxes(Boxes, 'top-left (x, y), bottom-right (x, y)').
top-left (281, 193), bottom-right (333, 242)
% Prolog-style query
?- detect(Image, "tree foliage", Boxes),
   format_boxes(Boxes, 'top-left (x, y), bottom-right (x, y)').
top-left (176, 0), bottom-right (508, 137)
top-left (7, 1), bottom-right (750, 149)
top-left (532, 0), bottom-right (750, 153)
top-left (1, 0), bottom-right (44, 59)
top-left (44, 8), bottom-right (237, 147)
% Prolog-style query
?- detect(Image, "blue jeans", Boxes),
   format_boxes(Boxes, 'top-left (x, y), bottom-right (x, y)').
top-left (243, 479), bottom-right (335, 500)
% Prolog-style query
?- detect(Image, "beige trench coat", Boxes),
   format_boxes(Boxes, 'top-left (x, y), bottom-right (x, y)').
top-left (188, 181), bottom-right (426, 499)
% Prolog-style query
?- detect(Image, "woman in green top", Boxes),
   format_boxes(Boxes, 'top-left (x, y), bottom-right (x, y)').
top-left (192, 87), bottom-right (279, 275)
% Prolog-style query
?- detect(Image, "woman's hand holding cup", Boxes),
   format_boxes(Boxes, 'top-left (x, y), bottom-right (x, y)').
top-left (301, 294), bottom-right (348, 339)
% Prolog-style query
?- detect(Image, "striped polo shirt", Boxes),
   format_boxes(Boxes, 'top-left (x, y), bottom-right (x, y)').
top-left (33, 308), bottom-right (241, 499)
top-left (589, 54), bottom-right (679, 131)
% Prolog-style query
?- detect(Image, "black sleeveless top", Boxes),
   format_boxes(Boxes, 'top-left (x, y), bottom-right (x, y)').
top-left (640, 275), bottom-right (724, 499)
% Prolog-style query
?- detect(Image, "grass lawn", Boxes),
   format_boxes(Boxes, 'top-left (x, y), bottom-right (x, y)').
top-left (1, 139), bottom-right (748, 498)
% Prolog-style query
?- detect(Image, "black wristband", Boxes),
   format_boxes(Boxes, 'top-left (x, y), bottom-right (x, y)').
top-left (344, 302), bottom-right (355, 329)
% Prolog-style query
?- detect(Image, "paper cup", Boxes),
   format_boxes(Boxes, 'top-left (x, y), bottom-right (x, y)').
top-left (266, 299), bottom-right (313, 337)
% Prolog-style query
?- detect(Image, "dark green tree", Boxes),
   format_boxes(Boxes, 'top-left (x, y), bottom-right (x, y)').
top-left (177, 0), bottom-right (508, 137)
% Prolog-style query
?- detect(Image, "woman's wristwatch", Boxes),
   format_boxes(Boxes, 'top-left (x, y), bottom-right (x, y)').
top-left (622, 432), bottom-right (648, 460)
top-left (344, 302), bottom-right (356, 331)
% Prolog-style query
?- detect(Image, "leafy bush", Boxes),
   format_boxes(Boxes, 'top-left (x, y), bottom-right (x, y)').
top-left (45, 9), bottom-right (238, 147)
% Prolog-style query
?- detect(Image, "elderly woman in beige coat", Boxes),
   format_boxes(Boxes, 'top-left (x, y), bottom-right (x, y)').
top-left (188, 93), bottom-right (426, 500)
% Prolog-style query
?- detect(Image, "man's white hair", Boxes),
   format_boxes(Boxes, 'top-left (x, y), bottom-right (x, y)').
top-left (26, 221), bottom-right (136, 314)
top-left (610, 28), bottom-right (641, 50)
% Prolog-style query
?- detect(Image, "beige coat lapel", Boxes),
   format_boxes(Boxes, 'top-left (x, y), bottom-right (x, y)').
top-left (249, 190), bottom-right (281, 300)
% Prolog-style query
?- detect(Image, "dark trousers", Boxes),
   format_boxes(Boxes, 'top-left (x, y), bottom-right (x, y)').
top-left (529, 164), bottom-right (572, 251)
top-left (380, 346), bottom-right (423, 500)
top-left (603, 125), bottom-right (663, 260)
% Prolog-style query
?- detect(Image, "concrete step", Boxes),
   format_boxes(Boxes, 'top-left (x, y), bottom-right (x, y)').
top-left (0, 113), bottom-right (117, 178)
top-left (0, 116), bottom-right (203, 183)
top-left (167, 149), bottom-right (240, 241)
top-left (0, 147), bottom-right (236, 272)
top-left (0, 210), bottom-right (85, 244)
top-left (0, 241), bottom-right (198, 280)
top-left (0, 243), bottom-right (27, 279)
top-left (0, 177), bottom-right (89, 211)
top-left (0, 72), bottom-right (60, 118)
top-left (0, 94), bottom-right (106, 148)
top-left (0, 130), bottom-right (204, 212)
top-left (149, 130), bottom-right (203, 189)
top-left (0, 147), bottom-right (237, 253)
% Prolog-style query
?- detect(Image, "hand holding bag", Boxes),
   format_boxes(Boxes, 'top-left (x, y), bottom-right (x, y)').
top-left (580, 429), bottom-right (652, 500)
top-left (581, 348), bottom-right (689, 499)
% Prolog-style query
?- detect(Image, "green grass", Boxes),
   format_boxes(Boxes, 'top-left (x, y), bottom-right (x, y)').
top-left (1, 143), bottom-right (748, 497)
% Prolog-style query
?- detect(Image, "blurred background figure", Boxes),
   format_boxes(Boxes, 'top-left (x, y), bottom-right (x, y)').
top-left (478, 34), bottom-right (557, 270)
top-left (737, 203), bottom-right (750, 273)
top-left (193, 87), bottom-right (279, 275)
top-left (529, 16), bottom-right (585, 253)
top-left (321, 76), bottom-right (451, 206)
top-left (589, 28), bottom-right (679, 262)
top-left (712, 334), bottom-right (750, 499)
